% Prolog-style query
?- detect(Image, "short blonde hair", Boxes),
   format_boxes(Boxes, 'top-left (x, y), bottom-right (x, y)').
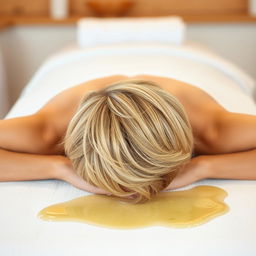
top-left (64, 80), bottom-right (194, 203)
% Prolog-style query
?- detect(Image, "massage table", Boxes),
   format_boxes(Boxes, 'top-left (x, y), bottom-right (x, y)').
top-left (1, 42), bottom-right (256, 256)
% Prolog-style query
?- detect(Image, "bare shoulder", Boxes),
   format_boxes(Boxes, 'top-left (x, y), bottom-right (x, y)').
top-left (36, 75), bottom-right (129, 146)
top-left (134, 74), bottom-right (226, 116)
top-left (134, 74), bottom-right (231, 154)
top-left (142, 75), bottom-right (256, 155)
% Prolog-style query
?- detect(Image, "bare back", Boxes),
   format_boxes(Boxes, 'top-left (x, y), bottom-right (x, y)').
top-left (37, 74), bottom-right (227, 155)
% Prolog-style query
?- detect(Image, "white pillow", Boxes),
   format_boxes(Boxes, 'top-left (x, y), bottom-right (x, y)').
top-left (77, 16), bottom-right (186, 47)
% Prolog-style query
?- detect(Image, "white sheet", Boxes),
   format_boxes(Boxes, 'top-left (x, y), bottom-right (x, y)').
top-left (2, 43), bottom-right (256, 256)
top-left (6, 42), bottom-right (256, 119)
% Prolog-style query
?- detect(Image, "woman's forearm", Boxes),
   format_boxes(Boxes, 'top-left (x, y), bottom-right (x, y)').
top-left (205, 149), bottom-right (256, 180)
top-left (0, 148), bottom-right (111, 195)
top-left (165, 149), bottom-right (256, 190)
top-left (0, 148), bottom-right (61, 181)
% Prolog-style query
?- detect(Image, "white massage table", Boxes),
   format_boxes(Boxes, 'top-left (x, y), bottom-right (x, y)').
top-left (1, 43), bottom-right (256, 256)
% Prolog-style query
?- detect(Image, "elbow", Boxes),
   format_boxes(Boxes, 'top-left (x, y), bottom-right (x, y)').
top-left (41, 124), bottom-right (63, 155)
top-left (197, 121), bottom-right (220, 155)
top-left (33, 114), bottom-right (62, 155)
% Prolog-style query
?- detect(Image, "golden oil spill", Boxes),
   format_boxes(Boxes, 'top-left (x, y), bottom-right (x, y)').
top-left (38, 185), bottom-right (229, 229)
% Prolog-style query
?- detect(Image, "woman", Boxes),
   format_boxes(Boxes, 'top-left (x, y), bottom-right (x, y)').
top-left (1, 74), bottom-right (256, 203)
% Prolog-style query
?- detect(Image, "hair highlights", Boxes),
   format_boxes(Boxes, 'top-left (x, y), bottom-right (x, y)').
top-left (64, 80), bottom-right (194, 203)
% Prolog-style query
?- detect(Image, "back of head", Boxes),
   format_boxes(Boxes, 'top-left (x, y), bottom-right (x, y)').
top-left (64, 79), bottom-right (194, 203)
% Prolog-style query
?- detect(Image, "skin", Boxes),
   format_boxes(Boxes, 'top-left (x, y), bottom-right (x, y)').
top-left (0, 74), bottom-right (256, 195)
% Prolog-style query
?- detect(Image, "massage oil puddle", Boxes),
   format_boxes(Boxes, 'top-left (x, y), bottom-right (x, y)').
top-left (38, 185), bottom-right (229, 229)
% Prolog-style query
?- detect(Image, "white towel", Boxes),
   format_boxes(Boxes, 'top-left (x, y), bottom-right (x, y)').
top-left (77, 16), bottom-right (186, 47)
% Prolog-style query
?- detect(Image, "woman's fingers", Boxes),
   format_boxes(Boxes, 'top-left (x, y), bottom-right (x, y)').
top-left (60, 160), bottom-right (112, 195)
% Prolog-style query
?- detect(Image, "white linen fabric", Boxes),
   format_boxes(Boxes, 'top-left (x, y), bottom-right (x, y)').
top-left (6, 43), bottom-right (256, 119)
top-left (2, 43), bottom-right (256, 256)
top-left (77, 16), bottom-right (186, 47)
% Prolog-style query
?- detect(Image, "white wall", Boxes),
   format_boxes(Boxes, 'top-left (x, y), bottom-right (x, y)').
top-left (0, 32), bottom-right (9, 118)
top-left (187, 23), bottom-right (256, 81)
top-left (1, 23), bottom-right (256, 111)
top-left (0, 25), bottom-right (76, 105)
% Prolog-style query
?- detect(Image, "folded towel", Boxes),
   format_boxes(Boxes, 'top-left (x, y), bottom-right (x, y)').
top-left (77, 16), bottom-right (186, 47)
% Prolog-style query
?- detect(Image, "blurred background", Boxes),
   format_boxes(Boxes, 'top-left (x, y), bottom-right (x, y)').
top-left (0, 0), bottom-right (256, 118)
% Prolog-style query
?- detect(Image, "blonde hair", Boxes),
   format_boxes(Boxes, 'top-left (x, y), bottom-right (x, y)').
top-left (64, 79), bottom-right (194, 203)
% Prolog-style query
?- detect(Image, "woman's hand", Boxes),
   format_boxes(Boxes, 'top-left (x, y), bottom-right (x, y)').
top-left (54, 155), bottom-right (112, 195)
top-left (164, 156), bottom-right (210, 190)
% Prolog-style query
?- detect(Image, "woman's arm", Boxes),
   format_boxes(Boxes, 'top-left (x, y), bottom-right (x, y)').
top-left (208, 110), bottom-right (256, 154)
top-left (0, 115), bottom-right (109, 194)
top-left (165, 149), bottom-right (256, 190)
top-left (0, 113), bottom-right (63, 181)
top-left (0, 113), bottom-right (62, 154)
top-left (0, 148), bottom-right (109, 194)
top-left (0, 148), bottom-right (61, 181)
top-left (166, 110), bottom-right (256, 190)
top-left (204, 110), bottom-right (256, 179)
top-left (204, 149), bottom-right (256, 180)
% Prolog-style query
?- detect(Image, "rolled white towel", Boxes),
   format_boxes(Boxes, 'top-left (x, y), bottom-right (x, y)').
top-left (77, 16), bottom-right (186, 47)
